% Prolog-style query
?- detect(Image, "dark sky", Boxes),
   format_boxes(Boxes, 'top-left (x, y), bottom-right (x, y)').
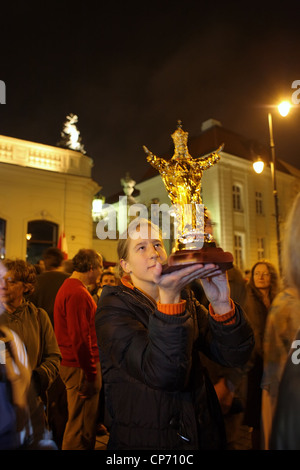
top-left (1, 1), bottom-right (300, 197)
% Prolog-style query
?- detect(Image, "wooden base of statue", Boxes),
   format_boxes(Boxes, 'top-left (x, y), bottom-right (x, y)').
top-left (162, 243), bottom-right (234, 274)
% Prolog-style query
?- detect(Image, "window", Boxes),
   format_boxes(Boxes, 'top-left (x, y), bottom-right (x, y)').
top-left (234, 233), bottom-right (244, 270)
top-left (26, 220), bottom-right (58, 264)
top-left (233, 185), bottom-right (243, 211)
top-left (0, 218), bottom-right (6, 259)
top-left (257, 237), bottom-right (265, 260)
top-left (255, 191), bottom-right (263, 215)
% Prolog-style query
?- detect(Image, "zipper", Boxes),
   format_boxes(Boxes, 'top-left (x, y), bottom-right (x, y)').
top-left (123, 287), bottom-right (157, 311)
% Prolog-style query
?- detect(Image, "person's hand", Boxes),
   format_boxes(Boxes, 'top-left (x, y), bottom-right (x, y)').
top-left (154, 263), bottom-right (221, 304)
top-left (1, 326), bottom-right (30, 392)
top-left (200, 271), bottom-right (231, 314)
top-left (1, 326), bottom-right (31, 429)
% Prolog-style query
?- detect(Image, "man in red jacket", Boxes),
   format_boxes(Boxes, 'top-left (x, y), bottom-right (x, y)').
top-left (54, 249), bottom-right (103, 450)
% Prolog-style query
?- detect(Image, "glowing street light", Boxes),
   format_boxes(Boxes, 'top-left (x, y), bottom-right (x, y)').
top-left (278, 100), bottom-right (291, 117)
top-left (253, 157), bottom-right (264, 174)
top-left (253, 101), bottom-right (291, 276)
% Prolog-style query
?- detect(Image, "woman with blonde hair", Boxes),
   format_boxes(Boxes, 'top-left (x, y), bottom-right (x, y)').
top-left (95, 218), bottom-right (254, 450)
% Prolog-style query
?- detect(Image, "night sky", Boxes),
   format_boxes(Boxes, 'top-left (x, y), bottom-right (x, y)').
top-left (1, 1), bottom-right (300, 198)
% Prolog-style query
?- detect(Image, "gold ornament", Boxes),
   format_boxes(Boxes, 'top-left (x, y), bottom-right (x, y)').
top-left (143, 120), bottom-right (223, 207)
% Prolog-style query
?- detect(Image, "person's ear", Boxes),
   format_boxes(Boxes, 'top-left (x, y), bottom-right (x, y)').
top-left (23, 283), bottom-right (33, 295)
top-left (120, 259), bottom-right (131, 274)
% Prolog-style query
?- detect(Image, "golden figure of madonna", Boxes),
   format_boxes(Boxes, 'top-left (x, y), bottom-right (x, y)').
top-left (143, 121), bottom-right (233, 272)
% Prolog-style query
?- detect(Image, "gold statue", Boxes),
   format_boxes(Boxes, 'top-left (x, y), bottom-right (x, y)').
top-left (143, 120), bottom-right (223, 207)
top-left (143, 121), bottom-right (233, 272)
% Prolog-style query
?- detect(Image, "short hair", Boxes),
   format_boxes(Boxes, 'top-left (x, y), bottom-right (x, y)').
top-left (72, 249), bottom-right (103, 273)
top-left (43, 247), bottom-right (64, 270)
top-left (283, 192), bottom-right (300, 292)
top-left (100, 270), bottom-right (116, 283)
top-left (3, 259), bottom-right (36, 295)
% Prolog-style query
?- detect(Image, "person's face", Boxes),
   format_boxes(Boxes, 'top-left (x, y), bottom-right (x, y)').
top-left (120, 225), bottom-right (167, 288)
top-left (101, 274), bottom-right (116, 286)
top-left (253, 263), bottom-right (271, 290)
top-left (0, 270), bottom-right (27, 309)
top-left (89, 258), bottom-right (103, 285)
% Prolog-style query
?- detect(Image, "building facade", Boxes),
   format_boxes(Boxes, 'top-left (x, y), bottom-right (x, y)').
top-left (0, 134), bottom-right (99, 263)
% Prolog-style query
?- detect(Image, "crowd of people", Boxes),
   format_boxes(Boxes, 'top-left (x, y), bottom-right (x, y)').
top-left (1, 193), bottom-right (300, 450)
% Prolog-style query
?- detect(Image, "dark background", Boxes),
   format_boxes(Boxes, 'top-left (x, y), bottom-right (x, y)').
top-left (1, 0), bottom-right (300, 197)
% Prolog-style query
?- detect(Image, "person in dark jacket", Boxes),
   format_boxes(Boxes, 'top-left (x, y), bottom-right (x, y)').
top-left (29, 247), bottom-right (70, 326)
top-left (95, 218), bottom-right (254, 450)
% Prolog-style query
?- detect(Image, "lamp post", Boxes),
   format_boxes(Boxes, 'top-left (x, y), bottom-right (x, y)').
top-left (253, 101), bottom-right (291, 276)
top-left (268, 111), bottom-right (282, 276)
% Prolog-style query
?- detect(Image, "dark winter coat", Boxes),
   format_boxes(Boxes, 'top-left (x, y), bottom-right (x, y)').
top-left (95, 284), bottom-right (254, 450)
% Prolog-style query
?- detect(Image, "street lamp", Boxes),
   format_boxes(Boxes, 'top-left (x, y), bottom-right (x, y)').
top-left (253, 101), bottom-right (291, 276)
top-left (92, 191), bottom-right (105, 221)
top-left (253, 157), bottom-right (264, 174)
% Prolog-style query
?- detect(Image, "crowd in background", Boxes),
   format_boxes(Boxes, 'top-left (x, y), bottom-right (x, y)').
top-left (1, 192), bottom-right (300, 450)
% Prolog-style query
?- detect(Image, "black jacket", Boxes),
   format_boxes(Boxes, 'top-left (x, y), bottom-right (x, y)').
top-left (95, 284), bottom-right (254, 450)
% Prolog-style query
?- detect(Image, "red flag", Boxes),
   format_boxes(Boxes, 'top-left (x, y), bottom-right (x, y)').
top-left (57, 230), bottom-right (68, 259)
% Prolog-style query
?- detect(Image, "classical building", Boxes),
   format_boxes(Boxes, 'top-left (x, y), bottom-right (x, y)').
top-left (132, 119), bottom-right (300, 273)
top-left (0, 132), bottom-right (99, 264)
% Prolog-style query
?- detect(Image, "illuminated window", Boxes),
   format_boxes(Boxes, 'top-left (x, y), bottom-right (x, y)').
top-left (233, 185), bottom-right (243, 211)
top-left (234, 233), bottom-right (244, 270)
top-left (26, 220), bottom-right (58, 264)
top-left (257, 237), bottom-right (265, 260)
top-left (255, 192), bottom-right (263, 215)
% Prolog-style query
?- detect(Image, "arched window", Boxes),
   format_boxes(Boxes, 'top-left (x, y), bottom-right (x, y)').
top-left (0, 218), bottom-right (6, 259)
top-left (26, 220), bottom-right (58, 265)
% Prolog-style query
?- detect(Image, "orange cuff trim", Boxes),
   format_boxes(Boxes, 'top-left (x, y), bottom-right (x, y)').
top-left (209, 299), bottom-right (236, 325)
top-left (157, 299), bottom-right (187, 315)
